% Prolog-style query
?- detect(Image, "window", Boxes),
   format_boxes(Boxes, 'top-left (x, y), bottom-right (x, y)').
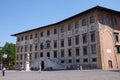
top-left (76, 48), bottom-right (80, 56)
top-left (68, 24), bottom-right (72, 31)
top-left (21, 46), bottom-right (23, 52)
top-left (83, 58), bottom-right (88, 63)
top-left (61, 39), bottom-right (64, 47)
top-left (54, 28), bottom-right (57, 34)
top-left (30, 34), bottom-right (33, 39)
top-left (114, 33), bottom-right (119, 42)
top-left (17, 37), bottom-right (20, 41)
top-left (111, 17), bottom-right (117, 26)
top-left (82, 19), bottom-right (87, 26)
top-left (90, 16), bottom-right (95, 24)
top-left (116, 45), bottom-right (120, 53)
top-left (68, 49), bottom-right (72, 57)
top-left (35, 33), bottom-right (38, 38)
top-left (40, 52), bottom-right (43, 57)
top-left (75, 35), bottom-right (79, 45)
top-left (75, 21), bottom-right (79, 29)
top-left (91, 44), bottom-right (96, 54)
top-left (92, 58), bottom-right (97, 62)
top-left (40, 43), bottom-right (44, 50)
top-left (30, 44), bottom-right (32, 51)
top-left (21, 36), bottom-right (24, 41)
top-left (91, 32), bottom-right (96, 42)
top-left (76, 59), bottom-right (80, 63)
top-left (47, 52), bottom-right (50, 57)
top-left (35, 44), bottom-right (38, 51)
top-left (68, 37), bottom-right (71, 46)
top-left (54, 40), bottom-right (57, 48)
top-left (83, 46), bottom-right (87, 55)
top-left (20, 54), bottom-right (23, 60)
top-left (61, 60), bottom-right (64, 63)
top-left (25, 35), bottom-right (28, 40)
top-left (54, 50), bottom-right (57, 58)
top-left (82, 33), bottom-right (87, 44)
top-left (68, 59), bottom-right (72, 63)
top-left (47, 30), bottom-right (50, 36)
top-left (46, 40), bottom-right (50, 49)
top-left (61, 49), bottom-right (64, 57)
top-left (25, 45), bottom-right (28, 52)
top-left (40, 32), bottom-right (43, 37)
top-left (35, 53), bottom-right (38, 59)
top-left (61, 26), bottom-right (64, 33)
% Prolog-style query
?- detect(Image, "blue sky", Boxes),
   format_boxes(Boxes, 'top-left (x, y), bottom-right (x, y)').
top-left (0, 0), bottom-right (120, 46)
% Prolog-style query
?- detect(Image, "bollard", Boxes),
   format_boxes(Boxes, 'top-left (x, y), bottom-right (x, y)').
top-left (80, 66), bottom-right (82, 71)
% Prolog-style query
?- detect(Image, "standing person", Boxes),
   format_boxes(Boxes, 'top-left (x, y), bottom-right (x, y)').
top-left (2, 67), bottom-right (6, 77)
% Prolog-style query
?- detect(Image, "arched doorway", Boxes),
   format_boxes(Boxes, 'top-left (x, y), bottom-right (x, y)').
top-left (41, 61), bottom-right (44, 70)
top-left (108, 60), bottom-right (113, 68)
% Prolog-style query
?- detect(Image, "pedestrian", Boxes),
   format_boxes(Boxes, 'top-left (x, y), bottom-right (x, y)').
top-left (2, 67), bottom-right (6, 77)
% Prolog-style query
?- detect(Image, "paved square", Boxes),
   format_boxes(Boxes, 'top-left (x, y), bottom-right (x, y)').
top-left (0, 70), bottom-right (120, 80)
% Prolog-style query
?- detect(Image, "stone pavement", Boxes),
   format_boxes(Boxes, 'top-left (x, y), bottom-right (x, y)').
top-left (0, 70), bottom-right (120, 80)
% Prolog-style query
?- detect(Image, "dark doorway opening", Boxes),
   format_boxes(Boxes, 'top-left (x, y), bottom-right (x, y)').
top-left (108, 60), bottom-right (113, 68)
top-left (41, 61), bottom-right (44, 70)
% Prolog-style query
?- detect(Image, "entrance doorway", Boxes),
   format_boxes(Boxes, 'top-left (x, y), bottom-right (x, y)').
top-left (108, 60), bottom-right (113, 68)
top-left (41, 61), bottom-right (44, 70)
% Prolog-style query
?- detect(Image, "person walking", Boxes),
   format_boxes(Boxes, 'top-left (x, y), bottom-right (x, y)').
top-left (2, 67), bottom-right (6, 77)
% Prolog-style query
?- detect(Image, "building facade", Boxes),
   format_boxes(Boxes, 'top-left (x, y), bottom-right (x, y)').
top-left (12, 6), bottom-right (120, 70)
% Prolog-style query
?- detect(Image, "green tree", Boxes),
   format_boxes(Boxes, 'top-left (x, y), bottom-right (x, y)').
top-left (2, 42), bottom-right (16, 67)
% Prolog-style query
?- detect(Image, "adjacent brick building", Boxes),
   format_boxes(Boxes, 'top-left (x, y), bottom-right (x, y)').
top-left (12, 6), bottom-right (120, 70)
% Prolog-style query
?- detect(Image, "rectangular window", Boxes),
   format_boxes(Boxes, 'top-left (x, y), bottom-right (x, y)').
top-left (76, 48), bottom-right (80, 56)
top-left (30, 44), bottom-right (32, 51)
top-left (35, 33), bottom-right (38, 38)
top-left (61, 26), bottom-right (64, 33)
top-left (61, 49), bottom-right (64, 57)
top-left (54, 40), bottom-right (57, 48)
top-left (17, 37), bottom-right (20, 42)
top-left (30, 34), bottom-right (33, 39)
top-left (35, 53), bottom-right (38, 59)
top-left (68, 24), bottom-right (72, 31)
top-left (61, 60), bottom-right (64, 63)
top-left (83, 46), bottom-right (87, 55)
top-left (82, 19), bottom-right (87, 26)
top-left (54, 28), bottom-right (57, 34)
top-left (40, 32), bottom-right (43, 37)
top-left (47, 30), bottom-right (50, 36)
top-left (91, 32), bottom-right (96, 42)
top-left (75, 35), bottom-right (79, 45)
top-left (68, 37), bottom-right (71, 46)
top-left (111, 17), bottom-right (117, 25)
top-left (83, 58), bottom-right (88, 63)
top-left (21, 46), bottom-right (23, 52)
top-left (82, 33), bottom-right (87, 44)
top-left (75, 21), bottom-right (79, 29)
top-left (21, 36), bottom-right (24, 41)
top-left (47, 52), bottom-right (50, 57)
top-left (40, 52), bottom-right (43, 57)
top-left (68, 49), bottom-right (72, 57)
top-left (35, 44), bottom-right (38, 51)
top-left (54, 50), bottom-right (57, 58)
top-left (20, 54), bottom-right (23, 60)
top-left (25, 45), bottom-right (28, 52)
top-left (116, 45), bottom-right (120, 54)
top-left (114, 33), bottom-right (119, 42)
top-left (25, 35), bottom-right (28, 40)
top-left (61, 39), bottom-right (64, 47)
top-left (92, 58), bottom-right (97, 62)
top-left (76, 59), bottom-right (80, 63)
top-left (68, 59), bottom-right (72, 63)
top-left (91, 44), bottom-right (96, 54)
top-left (90, 16), bottom-right (94, 24)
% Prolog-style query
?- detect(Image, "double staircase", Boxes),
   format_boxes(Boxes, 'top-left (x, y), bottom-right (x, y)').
top-left (30, 57), bottom-right (70, 70)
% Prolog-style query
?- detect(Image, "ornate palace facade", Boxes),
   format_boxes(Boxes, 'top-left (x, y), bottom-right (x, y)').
top-left (12, 6), bottom-right (120, 70)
